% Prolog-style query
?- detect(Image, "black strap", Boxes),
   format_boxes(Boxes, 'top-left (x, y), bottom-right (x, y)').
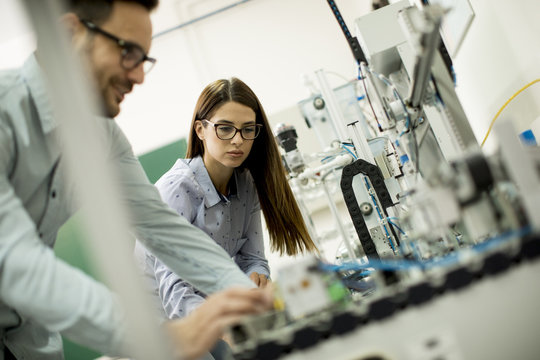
top-left (325, 0), bottom-right (367, 64)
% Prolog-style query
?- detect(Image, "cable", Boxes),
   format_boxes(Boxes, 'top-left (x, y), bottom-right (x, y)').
top-left (341, 143), bottom-right (358, 160)
top-left (481, 78), bottom-right (540, 147)
top-left (364, 66), bottom-right (411, 134)
top-left (361, 64), bottom-right (413, 135)
top-left (318, 226), bottom-right (531, 273)
top-left (387, 218), bottom-right (406, 235)
top-left (363, 178), bottom-right (397, 252)
top-left (325, 70), bottom-right (354, 83)
top-left (411, 117), bottom-right (420, 175)
top-left (373, 70), bottom-right (409, 121)
top-left (358, 63), bottom-right (382, 131)
top-left (325, 0), bottom-right (367, 64)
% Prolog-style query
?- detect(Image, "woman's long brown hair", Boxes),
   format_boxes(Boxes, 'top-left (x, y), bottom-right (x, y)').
top-left (186, 78), bottom-right (317, 256)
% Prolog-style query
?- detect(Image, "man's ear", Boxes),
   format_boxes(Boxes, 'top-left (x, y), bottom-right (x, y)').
top-left (194, 120), bottom-right (205, 140)
top-left (60, 13), bottom-right (84, 43)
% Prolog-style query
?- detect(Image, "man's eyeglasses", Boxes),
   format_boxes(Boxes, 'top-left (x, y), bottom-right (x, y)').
top-left (202, 119), bottom-right (263, 140)
top-left (80, 19), bottom-right (156, 74)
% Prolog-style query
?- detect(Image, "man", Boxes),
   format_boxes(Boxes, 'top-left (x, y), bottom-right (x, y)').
top-left (0, 1), bottom-right (272, 359)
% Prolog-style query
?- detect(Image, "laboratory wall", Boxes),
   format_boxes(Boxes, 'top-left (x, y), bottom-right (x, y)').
top-left (116, 0), bottom-right (373, 155)
top-left (0, 0), bottom-right (34, 69)
top-left (2, 0), bottom-right (538, 153)
top-left (114, 0), bottom-right (540, 155)
top-left (450, 0), bottom-right (540, 149)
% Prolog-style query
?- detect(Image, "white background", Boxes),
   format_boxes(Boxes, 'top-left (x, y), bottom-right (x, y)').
top-left (2, 0), bottom-right (540, 272)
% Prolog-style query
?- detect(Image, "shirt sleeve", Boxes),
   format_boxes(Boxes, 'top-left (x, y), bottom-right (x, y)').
top-left (234, 190), bottom-right (270, 278)
top-left (153, 257), bottom-right (205, 319)
top-left (151, 174), bottom-right (206, 318)
top-left (106, 120), bottom-right (255, 294)
top-left (155, 170), bottom-right (197, 224)
top-left (0, 121), bottom-right (127, 355)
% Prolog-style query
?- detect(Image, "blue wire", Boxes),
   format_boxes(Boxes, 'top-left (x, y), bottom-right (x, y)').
top-left (388, 219), bottom-right (406, 235)
top-left (343, 270), bottom-right (373, 279)
top-left (321, 155), bottom-right (336, 163)
top-left (319, 226), bottom-right (532, 273)
top-left (341, 145), bottom-right (358, 160)
top-left (381, 223), bottom-right (395, 252)
top-left (322, 148), bottom-right (355, 164)
top-left (409, 241), bottom-right (423, 261)
top-left (366, 67), bottom-right (411, 134)
top-left (363, 178), bottom-right (396, 252)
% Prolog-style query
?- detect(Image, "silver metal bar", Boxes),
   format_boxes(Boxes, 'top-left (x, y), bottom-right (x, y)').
top-left (402, 7), bottom-right (442, 109)
top-left (315, 69), bottom-right (350, 143)
top-left (348, 121), bottom-right (375, 164)
top-left (321, 175), bottom-right (357, 261)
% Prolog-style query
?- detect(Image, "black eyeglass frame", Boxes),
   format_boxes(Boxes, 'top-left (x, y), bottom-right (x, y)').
top-left (80, 19), bottom-right (156, 74)
top-left (201, 119), bottom-right (263, 140)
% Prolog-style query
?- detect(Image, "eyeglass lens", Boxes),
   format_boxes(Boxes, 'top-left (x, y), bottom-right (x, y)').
top-left (121, 46), bottom-right (155, 73)
top-left (216, 124), bottom-right (260, 140)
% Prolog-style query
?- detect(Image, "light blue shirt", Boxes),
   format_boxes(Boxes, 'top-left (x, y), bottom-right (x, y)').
top-left (135, 156), bottom-right (269, 319)
top-left (0, 56), bottom-right (254, 359)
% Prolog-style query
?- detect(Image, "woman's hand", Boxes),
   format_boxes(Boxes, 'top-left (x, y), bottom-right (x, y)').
top-left (249, 272), bottom-right (270, 287)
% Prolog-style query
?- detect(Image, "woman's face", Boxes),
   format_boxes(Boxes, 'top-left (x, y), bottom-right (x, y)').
top-left (196, 101), bottom-right (257, 171)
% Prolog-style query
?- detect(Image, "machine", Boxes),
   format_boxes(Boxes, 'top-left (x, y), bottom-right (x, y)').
top-left (231, 1), bottom-right (540, 359)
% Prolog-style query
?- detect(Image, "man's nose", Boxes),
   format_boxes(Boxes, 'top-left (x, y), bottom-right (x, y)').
top-left (127, 63), bottom-right (145, 85)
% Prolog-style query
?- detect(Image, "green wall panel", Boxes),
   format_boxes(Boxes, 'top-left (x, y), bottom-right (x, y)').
top-left (138, 139), bottom-right (187, 183)
top-left (54, 138), bottom-right (186, 359)
top-left (55, 213), bottom-right (102, 360)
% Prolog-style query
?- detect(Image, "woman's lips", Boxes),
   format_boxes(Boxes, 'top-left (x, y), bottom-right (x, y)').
top-left (227, 151), bottom-right (244, 158)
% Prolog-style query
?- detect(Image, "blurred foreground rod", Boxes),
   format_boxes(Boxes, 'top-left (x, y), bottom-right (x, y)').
top-left (21, 0), bottom-right (174, 358)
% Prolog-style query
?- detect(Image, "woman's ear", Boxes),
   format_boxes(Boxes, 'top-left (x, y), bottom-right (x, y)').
top-left (194, 120), bottom-right (205, 140)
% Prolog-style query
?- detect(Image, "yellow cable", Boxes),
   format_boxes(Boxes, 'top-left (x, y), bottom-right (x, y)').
top-left (481, 78), bottom-right (540, 147)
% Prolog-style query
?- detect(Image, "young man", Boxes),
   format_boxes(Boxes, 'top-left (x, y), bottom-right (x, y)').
top-left (0, 1), bottom-right (272, 359)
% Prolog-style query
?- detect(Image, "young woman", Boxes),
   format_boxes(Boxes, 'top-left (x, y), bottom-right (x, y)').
top-left (135, 77), bottom-right (317, 321)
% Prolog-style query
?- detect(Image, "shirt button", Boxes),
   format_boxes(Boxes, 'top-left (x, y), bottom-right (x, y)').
top-left (51, 190), bottom-right (57, 198)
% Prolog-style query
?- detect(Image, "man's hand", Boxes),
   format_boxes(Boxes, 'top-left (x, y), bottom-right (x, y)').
top-left (165, 287), bottom-right (273, 360)
top-left (249, 272), bottom-right (270, 288)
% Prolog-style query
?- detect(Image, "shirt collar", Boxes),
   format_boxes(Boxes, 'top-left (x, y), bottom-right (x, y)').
top-left (21, 54), bottom-right (57, 133)
top-left (188, 155), bottom-right (240, 208)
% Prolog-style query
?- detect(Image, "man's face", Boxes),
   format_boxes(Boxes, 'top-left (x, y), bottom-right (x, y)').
top-left (78, 2), bottom-right (153, 117)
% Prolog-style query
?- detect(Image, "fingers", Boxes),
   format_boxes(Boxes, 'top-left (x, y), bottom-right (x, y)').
top-left (209, 286), bottom-right (271, 304)
top-left (166, 287), bottom-right (274, 360)
top-left (249, 272), bottom-right (260, 286)
top-left (258, 274), bottom-right (268, 288)
top-left (165, 318), bottom-right (213, 360)
top-left (250, 272), bottom-right (271, 288)
top-left (206, 287), bottom-right (272, 316)
top-left (221, 331), bottom-right (233, 346)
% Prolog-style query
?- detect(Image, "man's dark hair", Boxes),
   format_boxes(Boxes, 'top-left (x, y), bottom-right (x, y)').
top-left (65, 0), bottom-right (158, 24)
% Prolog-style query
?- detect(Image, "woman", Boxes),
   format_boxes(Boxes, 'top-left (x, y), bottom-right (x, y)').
top-left (135, 77), bottom-right (317, 321)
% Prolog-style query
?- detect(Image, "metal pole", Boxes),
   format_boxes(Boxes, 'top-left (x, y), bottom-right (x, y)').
top-left (21, 1), bottom-right (173, 358)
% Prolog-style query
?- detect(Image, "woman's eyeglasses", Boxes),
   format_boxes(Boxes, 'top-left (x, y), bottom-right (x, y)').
top-left (202, 119), bottom-right (262, 140)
